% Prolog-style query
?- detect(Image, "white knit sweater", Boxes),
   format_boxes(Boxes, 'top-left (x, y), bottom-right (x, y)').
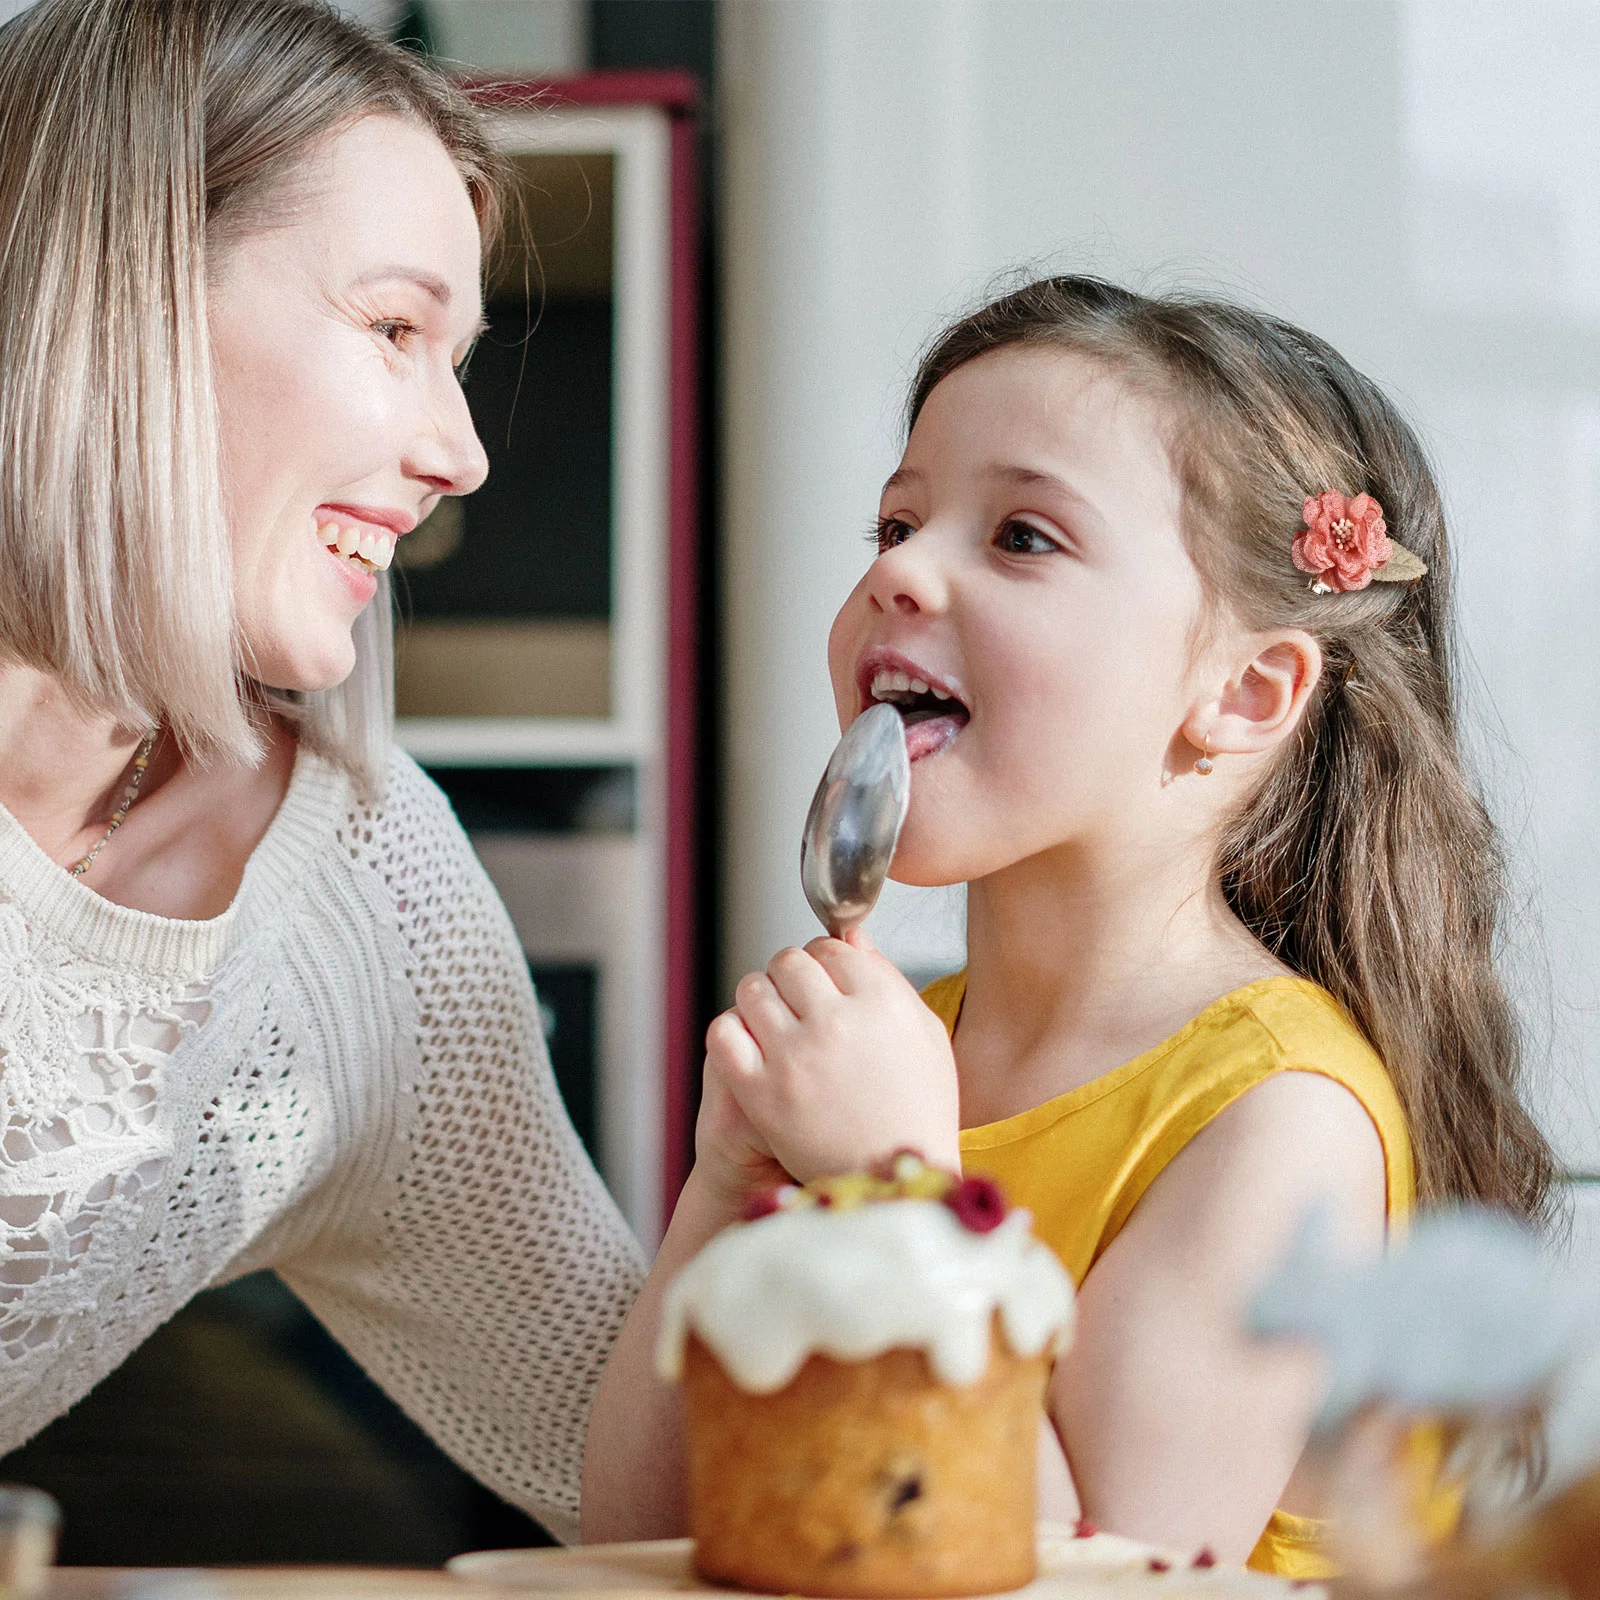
top-left (0, 745), bottom-right (646, 1544)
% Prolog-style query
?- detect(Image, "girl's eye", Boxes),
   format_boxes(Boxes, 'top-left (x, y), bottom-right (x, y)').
top-left (996, 518), bottom-right (1058, 556)
top-left (873, 516), bottom-right (915, 554)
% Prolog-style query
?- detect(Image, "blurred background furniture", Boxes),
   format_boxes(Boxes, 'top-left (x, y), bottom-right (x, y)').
top-left (400, 66), bottom-right (702, 1254)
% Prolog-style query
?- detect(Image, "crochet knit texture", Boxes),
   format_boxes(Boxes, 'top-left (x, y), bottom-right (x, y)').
top-left (0, 747), bottom-right (646, 1544)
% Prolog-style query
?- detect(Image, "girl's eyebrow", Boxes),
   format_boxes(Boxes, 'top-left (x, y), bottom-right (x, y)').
top-left (982, 462), bottom-right (1107, 526)
top-left (883, 461), bottom-right (1106, 530)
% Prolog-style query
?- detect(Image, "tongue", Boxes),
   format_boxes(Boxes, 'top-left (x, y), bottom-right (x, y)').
top-left (903, 712), bottom-right (964, 762)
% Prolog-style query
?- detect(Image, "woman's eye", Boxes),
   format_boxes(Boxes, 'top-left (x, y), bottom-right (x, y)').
top-left (996, 519), bottom-right (1057, 555)
top-left (372, 318), bottom-right (418, 347)
top-left (874, 516), bottom-right (915, 553)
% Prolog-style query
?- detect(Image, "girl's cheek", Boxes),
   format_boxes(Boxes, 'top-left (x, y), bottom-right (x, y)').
top-left (825, 590), bottom-right (866, 707)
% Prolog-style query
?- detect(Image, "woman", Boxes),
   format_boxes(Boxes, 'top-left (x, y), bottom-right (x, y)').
top-left (0, 0), bottom-right (646, 1544)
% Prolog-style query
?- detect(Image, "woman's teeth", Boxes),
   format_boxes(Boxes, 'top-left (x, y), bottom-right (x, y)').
top-left (317, 519), bottom-right (395, 573)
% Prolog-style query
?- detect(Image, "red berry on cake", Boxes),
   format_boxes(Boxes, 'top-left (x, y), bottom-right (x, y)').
top-left (945, 1175), bottom-right (1008, 1233)
top-left (742, 1188), bottom-right (784, 1222)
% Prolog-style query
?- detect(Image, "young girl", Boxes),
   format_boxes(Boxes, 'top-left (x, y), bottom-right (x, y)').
top-left (585, 276), bottom-right (1560, 1571)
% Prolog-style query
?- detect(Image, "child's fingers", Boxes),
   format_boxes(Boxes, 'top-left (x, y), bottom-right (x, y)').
top-left (765, 945), bottom-right (840, 1017)
top-left (734, 969), bottom-right (799, 1050)
top-left (705, 1008), bottom-right (763, 1080)
top-left (803, 933), bottom-right (893, 995)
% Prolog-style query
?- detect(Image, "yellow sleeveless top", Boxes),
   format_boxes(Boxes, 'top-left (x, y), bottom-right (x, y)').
top-left (923, 971), bottom-right (1442, 1578)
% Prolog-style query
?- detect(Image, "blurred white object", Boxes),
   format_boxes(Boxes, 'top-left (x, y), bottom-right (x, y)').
top-left (1254, 1207), bottom-right (1600, 1430)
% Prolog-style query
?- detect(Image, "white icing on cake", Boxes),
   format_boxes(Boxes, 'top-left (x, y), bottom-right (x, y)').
top-left (656, 1199), bottom-right (1075, 1393)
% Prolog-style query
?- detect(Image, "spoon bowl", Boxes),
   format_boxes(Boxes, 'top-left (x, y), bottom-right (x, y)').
top-left (800, 702), bottom-right (911, 937)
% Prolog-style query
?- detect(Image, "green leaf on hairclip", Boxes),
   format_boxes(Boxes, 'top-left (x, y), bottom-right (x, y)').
top-left (1372, 541), bottom-right (1428, 584)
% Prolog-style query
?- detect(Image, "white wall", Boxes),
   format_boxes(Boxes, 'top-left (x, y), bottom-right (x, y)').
top-left (719, 0), bottom-right (1600, 1173)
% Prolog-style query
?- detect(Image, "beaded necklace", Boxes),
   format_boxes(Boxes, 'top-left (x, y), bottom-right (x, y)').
top-left (67, 728), bottom-right (158, 879)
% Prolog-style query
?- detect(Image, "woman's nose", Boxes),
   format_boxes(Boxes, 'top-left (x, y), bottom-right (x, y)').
top-left (866, 531), bottom-right (951, 616)
top-left (406, 373), bottom-right (490, 497)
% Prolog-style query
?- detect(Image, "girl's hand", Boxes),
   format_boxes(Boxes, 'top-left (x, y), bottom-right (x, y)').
top-left (693, 1042), bottom-right (791, 1213)
top-left (705, 929), bottom-right (962, 1182)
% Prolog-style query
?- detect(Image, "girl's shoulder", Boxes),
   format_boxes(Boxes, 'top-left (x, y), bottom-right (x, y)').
top-left (1173, 977), bottom-right (1403, 1126)
top-left (925, 969), bottom-right (1398, 1130)
top-left (1193, 978), bottom-right (1410, 1194)
top-left (1222, 976), bottom-right (1391, 1080)
top-left (937, 972), bottom-right (1410, 1280)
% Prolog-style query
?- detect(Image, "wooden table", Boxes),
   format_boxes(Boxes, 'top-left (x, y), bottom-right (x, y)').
top-left (41, 1569), bottom-right (540, 1598)
top-left (35, 1530), bottom-right (1230, 1600)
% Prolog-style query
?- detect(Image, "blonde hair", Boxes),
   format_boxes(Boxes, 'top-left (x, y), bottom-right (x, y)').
top-left (910, 277), bottom-right (1557, 1228)
top-left (0, 0), bottom-right (502, 791)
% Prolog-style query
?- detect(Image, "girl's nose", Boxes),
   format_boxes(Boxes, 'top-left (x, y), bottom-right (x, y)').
top-left (866, 531), bottom-right (951, 616)
top-left (406, 374), bottom-right (490, 497)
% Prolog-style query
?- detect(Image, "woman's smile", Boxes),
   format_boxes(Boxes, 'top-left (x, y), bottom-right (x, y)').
top-left (209, 114), bottom-right (489, 694)
top-left (313, 504), bottom-right (417, 575)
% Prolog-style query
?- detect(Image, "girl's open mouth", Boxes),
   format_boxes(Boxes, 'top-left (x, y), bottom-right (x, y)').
top-left (866, 665), bottom-right (970, 761)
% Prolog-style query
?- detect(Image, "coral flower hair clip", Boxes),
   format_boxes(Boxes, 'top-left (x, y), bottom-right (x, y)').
top-left (1291, 490), bottom-right (1428, 594)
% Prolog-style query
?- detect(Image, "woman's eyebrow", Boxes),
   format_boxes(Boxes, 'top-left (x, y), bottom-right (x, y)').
top-left (354, 266), bottom-right (489, 338)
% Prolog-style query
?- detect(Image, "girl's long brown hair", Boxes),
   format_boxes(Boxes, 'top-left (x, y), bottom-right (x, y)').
top-left (911, 275), bottom-right (1556, 1226)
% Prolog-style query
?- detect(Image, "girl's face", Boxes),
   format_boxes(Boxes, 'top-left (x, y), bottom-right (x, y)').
top-left (828, 345), bottom-right (1211, 885)
top-left (209, 114), bottom-right (489, 693)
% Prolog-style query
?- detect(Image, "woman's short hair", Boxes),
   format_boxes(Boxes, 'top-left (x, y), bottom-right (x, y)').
top-left (0, 0), bottom-right (502, 790)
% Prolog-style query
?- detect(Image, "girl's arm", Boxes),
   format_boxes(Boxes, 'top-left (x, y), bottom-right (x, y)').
top-left (583, 932), bottom-right (965, 1542)
top-left (580, 1164), bottom-right (742, 1542)
top-left (582, 1061), bottom-right (786, 1542)
top-left (1049, 1069), bottom-right (1386, 1561)
top-left (658, 936), bottom-right (1376, 1554)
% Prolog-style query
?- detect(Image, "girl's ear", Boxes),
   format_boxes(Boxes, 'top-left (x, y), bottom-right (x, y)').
top-left (1186, 630), bottom-right (1323, 759)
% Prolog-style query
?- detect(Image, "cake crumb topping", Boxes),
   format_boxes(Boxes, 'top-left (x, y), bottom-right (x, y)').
top-left (741, 1152), bottom-right (1008, 1234)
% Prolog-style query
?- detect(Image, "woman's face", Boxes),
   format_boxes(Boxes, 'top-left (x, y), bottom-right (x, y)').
top-left (827, 346), bottom-right (1211, 886)
top-left (209, 114), bottom-right (489, 692)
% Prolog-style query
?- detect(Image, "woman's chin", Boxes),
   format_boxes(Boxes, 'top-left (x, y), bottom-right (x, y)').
top-left (247, 635), bottom-right (358, 695)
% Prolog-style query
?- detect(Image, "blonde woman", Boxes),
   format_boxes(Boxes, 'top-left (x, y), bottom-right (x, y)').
top-left (0, 0), bottom-right (651, 1544)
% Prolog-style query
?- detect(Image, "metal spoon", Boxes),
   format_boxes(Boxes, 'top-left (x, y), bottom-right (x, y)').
top-left (800, 702), bottom-right (911, 937)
